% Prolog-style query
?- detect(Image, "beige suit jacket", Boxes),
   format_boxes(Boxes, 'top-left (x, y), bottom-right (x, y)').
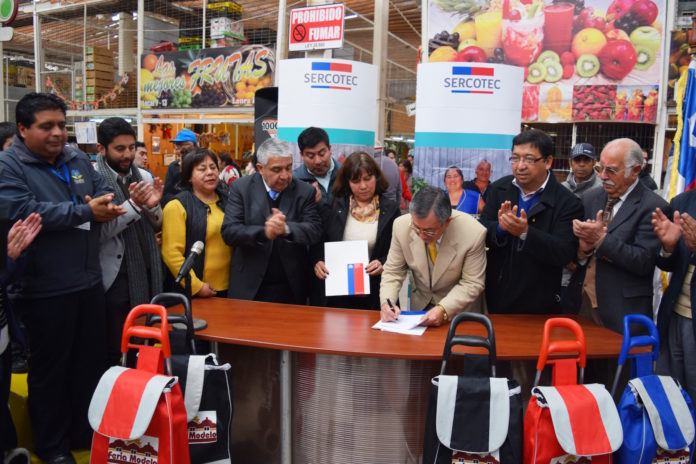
top-left (379, 211), bottom-right (487, 317)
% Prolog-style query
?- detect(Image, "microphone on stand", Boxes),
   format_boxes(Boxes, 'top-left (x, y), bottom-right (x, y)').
top-left (175, 241), bottom-right (205, 284)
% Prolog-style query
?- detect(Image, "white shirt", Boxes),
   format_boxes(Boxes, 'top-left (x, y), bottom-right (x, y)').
top-left (512, 171), bottom-right (551, 201)
top-left (610, 178), bottom-right (640, 217)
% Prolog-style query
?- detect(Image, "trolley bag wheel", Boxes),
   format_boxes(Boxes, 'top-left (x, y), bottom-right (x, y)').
top-left (613, 315), bottom-right (695, 464)
top-left (524, 318), bottom-right (622, 464)
top-left (423, 312), bottom-right (523, 464)
top-left (147, 293), bottom-right (234, 464)
top-left (88, 304), bottom-right (190, 464)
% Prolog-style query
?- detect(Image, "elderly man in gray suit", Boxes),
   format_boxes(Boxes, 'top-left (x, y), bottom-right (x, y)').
top-left (573, 138), bottom-right (669, 333)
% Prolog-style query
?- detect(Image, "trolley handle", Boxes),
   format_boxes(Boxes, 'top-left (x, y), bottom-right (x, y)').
top-left (440, 312), bottom-right (497, 377)
top-left (617, 314), bottom-right (659, 366)
top-left (536, 318), bottom-right (586, 371)
top-left (121, 304), bottom-right (172, 360)
top-left (147, 293), bottom-right (196, 355)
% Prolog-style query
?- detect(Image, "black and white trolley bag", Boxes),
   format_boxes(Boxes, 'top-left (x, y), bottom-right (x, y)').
top-left (423, 312), bottom-right (523, 464)
top-left (147, 293), bottom-right (234, 464)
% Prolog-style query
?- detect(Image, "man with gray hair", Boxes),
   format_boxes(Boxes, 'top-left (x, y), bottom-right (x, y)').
top-left (572, 137), bottom-right (669, 333)
top-left (222, 137), bottom-right (322, 304)
top-left (379, 187), bottom-right (486, 326)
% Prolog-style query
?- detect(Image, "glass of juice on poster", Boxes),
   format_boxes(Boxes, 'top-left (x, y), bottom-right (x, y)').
top-left (502, 3), bottom-right (545, 66)
top-left (475, 11), bottom-right (502, 58)
top-left (543, 3), bottom-right (574, 54)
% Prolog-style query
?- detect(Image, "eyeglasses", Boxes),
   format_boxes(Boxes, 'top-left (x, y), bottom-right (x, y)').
top-left (593, 164), bottom-right (621, 176)
top-left (410, 224), bottom-right (439, 238)
top-left (509, 156), bottom-right (544, 165)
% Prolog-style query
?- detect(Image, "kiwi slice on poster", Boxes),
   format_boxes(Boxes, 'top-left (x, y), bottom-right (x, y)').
top-left (575, 54), bottom-right (600, 78)
top-left (634, 45), bottom-right (655, 71)
top-left (544, 61), bottom-right (563, 83)
top-left (527, 62), bottom-right (547, 84)
top-left (537, 50), bottom-right (560, 66)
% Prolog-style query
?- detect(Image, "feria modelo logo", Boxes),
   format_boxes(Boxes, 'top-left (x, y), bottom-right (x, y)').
top-left (443, 66), bottom-right (501, 95)
top-left (107, 436), bottom-right (158, 464)
top-left (188, 411), bottom-right (218, 444)
top-left (304, 62), bottom-right (357, 91)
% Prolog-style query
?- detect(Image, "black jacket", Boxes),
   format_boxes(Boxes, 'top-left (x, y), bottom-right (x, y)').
top-left (656, 189), bottom-right (696, 344)
top-left (580, 181), bottom-right (669, 333)
top-left (221, 173), bottom-right (322, 302)
top-left (310, 194), bottom-right (400, 309)
top-left (0, 139), bottom-right (112, 298)
top-left (161, 159), bottom-right (181, 207)
top-left (480, 173), bottom-right (584, 314)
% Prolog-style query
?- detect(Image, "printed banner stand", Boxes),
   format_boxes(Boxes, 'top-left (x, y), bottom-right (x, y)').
top-left (414, 62), bottom-right (523, 189)
top-left (277, 58), bottom-right (377, 164)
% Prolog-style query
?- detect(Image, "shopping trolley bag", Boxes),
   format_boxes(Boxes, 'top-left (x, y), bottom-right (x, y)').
top-left (612, 315), bottom-right (695, 464)
top-left (423, 312), bottom-right (523, 464)
top-left (524, 318), bottom-right (622, 464)
top-left (88, 304), bottom-right (190, 464)
top-left (147, 293), bottom-right (234, 464)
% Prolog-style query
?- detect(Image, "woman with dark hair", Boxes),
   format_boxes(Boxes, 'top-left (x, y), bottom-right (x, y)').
top-left (161, 148), bottom-right (232, 297)
top-left (311, 151), bottom-right (400, 309)
top-left (398, 159), bottom-right (413, 213)
top-left (444, 166), bottom-right (480, 215)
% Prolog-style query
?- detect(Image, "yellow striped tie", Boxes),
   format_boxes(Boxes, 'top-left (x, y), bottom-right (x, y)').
top-left (428, 242), bottom-right (438, 264)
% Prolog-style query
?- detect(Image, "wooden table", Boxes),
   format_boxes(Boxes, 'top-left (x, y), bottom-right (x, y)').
top-left (191, 298), bottom-right (623, 360)
top-left (188, 298), bottom-right (625, 464)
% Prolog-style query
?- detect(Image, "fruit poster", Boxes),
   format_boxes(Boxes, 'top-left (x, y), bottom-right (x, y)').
top-left (413, 62), bottom-right (523, 188)
top-left (139, 45), bottom-right (275, 109)
top-left (277, 59), bottom-right (377, 160)
top-left (427, 0), bottom-right (666, 123)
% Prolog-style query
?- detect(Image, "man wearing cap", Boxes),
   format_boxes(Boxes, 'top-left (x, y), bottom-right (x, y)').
top-left (562, 143), bottom-right (602, 199)
top-left (161, 128), bottom-right (197, 207)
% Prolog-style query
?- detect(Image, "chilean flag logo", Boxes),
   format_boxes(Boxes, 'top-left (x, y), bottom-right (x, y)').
top-left (311, 62), bottom-right (353, 91)
top-left (346, 263), bottom-right (365, 295)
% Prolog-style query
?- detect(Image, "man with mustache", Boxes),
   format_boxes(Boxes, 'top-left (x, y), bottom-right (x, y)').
top-left (573, 138), bottom-right (669, 333)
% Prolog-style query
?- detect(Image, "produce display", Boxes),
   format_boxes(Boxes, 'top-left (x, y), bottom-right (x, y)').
top-left (140, 45), bottom-right (274, 110)
top-left (667, 29), bottom-right (691, 102)
top-left (427, 0), bottom-right (665, 123)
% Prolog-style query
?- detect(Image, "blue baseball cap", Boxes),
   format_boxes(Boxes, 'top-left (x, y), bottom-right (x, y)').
top-left (171, 129), bottom-right (197, 144)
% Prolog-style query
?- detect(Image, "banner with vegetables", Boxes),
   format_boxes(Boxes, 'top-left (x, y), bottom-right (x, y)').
top-left (140, 45), bottom-right (275, 110)
top-left (428, 0), bottom-right (666, 123)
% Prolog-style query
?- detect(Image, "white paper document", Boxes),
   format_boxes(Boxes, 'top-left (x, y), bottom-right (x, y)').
top-left (372, 311), bottom-right (428, 336)
top-left (324, 240), bottom-right (371, 297)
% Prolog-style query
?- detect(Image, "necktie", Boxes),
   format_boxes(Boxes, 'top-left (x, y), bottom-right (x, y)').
top-left (602, 197), bottom-right (620, 226)
top-left (269, 190), bottom-right (279, 200)
top-left (428, 242), bottom-right (438, 264)
top-left (583, 196), bottom-right (621, 310)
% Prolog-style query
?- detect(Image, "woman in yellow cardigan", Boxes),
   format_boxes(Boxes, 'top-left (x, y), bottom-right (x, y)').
top-left (162, 148), bottom-right (232, 297)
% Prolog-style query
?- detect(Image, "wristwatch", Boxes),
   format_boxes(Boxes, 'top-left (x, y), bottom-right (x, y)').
top-left (437, 304), bottom-right (448, 322)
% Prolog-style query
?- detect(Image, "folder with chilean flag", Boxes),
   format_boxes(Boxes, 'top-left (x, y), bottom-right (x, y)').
top-left (324, 240), bottom-right (371, 297)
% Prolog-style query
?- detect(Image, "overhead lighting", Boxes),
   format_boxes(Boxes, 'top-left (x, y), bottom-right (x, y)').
top-left (406, 138), bottom-right (415, 143)
top-left (391, 135), bottom-right (403, 141)
top-left (111, 13), bottom-right (120, 21)
top-left (344, 13), bottom-right (358, 19)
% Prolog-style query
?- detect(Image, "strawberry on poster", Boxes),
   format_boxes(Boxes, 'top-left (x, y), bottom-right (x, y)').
top-left (427, 0), bottom-right (666, 123)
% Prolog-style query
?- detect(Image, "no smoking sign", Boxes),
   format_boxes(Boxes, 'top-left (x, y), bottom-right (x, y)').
top-left (289, 3), bottom-right (344, 52)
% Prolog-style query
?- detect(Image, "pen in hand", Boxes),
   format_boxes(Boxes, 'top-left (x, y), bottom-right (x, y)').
top-left (387, 298), bottom-right (398, 320)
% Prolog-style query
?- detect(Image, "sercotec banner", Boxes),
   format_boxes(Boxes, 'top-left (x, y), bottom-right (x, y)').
top-left (414, 62), bottom-right (523, 189)
top-left (277, 58), bottom-right (377, 150)
top-left (427, 0), bottom-right (666, 123)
